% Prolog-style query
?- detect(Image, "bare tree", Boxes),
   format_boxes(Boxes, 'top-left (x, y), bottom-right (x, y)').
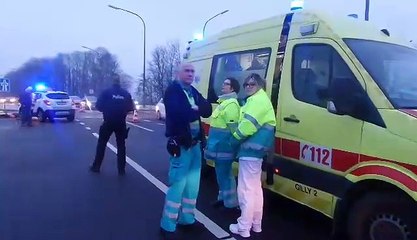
top-left (165, 40), bottom-right (182, 83)
top-left (140, 39), bottom-right (182, 105)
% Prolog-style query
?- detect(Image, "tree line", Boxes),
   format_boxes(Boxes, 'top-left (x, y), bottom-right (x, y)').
top-left (5, 40), bottom-right (182, 105)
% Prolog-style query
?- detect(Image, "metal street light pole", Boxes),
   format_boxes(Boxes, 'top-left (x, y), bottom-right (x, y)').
top-left (202, 10), bottom-right (229, 38)
top-left (365, 0), bottom-right (370, 21)
top-left (81, 45), bottom-right (100, 109)
top-left (81, 45), bottom-right (100, 56)
top-left (108, 4), bottom-right (146, 105)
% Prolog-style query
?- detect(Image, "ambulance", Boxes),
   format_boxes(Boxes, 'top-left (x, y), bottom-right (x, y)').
top-left (184, 10), bottom-right (417, 240)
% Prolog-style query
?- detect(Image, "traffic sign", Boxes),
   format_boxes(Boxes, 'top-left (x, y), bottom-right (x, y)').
top-left (0, 78), bottom-right (10, 92)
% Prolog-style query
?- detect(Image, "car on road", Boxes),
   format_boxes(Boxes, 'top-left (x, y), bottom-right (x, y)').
top-left (70, 96), bottom-right (82, 109)
top-left (155, 98), bottom-right (165, 120)
top-left (81, 96), bottom-right (97, 110)
top-left (32, 91), bottom-right (75, 122)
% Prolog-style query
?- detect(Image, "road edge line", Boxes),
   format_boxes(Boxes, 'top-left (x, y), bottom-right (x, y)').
top-left (91, 132), bottom-right (234, 240)
top-left (127, 122), bottom-right (154, 132)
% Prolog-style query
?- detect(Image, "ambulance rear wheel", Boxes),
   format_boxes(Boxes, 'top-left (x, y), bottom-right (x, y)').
top-left (347, 192), bottom-right (417, 240)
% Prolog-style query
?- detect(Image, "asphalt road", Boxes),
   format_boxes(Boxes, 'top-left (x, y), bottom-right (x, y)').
top-left (0, 111), bottom-right (332, 240)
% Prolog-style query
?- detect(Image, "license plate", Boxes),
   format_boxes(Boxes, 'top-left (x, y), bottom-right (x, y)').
top-left (56, 111), bottom-right (69, 115)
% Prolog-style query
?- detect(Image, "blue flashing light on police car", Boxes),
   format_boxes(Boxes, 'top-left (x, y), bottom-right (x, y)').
top-left (35, 83), bottom-right (47, 92)
top-left (290, 0), bottom-right (304, 11)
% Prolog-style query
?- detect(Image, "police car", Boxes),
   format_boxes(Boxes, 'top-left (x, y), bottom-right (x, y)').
top-left (32, 91), bottom-right (75, 122)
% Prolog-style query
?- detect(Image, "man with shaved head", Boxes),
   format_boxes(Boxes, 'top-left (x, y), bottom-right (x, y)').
top-left (160, 63), bottom-right (212, 237)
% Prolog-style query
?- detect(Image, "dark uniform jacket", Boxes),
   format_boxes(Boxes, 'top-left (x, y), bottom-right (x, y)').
top-left (96, 85), bottom-right (134, 124)
top-left (164, 81), bottom-right (212, 148)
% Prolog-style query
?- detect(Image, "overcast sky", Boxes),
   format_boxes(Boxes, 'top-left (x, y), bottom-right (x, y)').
top-left (1, 0), bottom-right (416, 79)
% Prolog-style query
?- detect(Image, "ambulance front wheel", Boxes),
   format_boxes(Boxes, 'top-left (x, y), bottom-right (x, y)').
top-left (347, 191), bottom-right (417, 240)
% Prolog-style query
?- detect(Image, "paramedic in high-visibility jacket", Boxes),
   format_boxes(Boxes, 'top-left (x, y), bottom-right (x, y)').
top-left (160, 63), bottom-right (212, 237)
top-left (205, 77), bottom-right (241, 210)
top-left (228, 73), bottom-right (276, 238)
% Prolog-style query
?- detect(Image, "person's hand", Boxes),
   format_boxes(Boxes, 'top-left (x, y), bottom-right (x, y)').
top-left (191, 105), bottom-right (199, 111)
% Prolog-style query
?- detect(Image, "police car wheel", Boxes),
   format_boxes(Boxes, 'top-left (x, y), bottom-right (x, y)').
top-left (38, 110), bottom-right (46, 122)
top-left (347, 192), bottom-right (417, 240)
top-left (67, 115), bottom-right (75, 122)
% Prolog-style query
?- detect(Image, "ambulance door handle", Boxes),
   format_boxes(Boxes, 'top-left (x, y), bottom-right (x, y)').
top-left (283, 116), bottom-right (300, 123)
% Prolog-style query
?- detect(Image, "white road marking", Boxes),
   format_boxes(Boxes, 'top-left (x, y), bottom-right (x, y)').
top-left (85, 127), bottom-right (91, 130)
top-left (79, 122), bottom-right (85, 126)
top-left (75, 119), bottom-right (80, 122)
top-left (157, 123), bottom-right (165, 126)
top-left (91, 133), bottom-right (234, 240)
top-left (143, 119), bottom-right (151, 122)
top-left (127, 122), bottom-right (154, 132)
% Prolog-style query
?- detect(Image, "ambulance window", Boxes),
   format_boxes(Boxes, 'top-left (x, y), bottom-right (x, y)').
top-left (292, 44), bottom-right (357, 108)
top-left (208, 48), bottom-right (271, 103)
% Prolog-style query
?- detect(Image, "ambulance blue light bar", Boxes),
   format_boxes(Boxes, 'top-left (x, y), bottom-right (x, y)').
top-left (291, 0), bottom-right (304, 11)
top-left (35, 83), bottom-right (47, 91)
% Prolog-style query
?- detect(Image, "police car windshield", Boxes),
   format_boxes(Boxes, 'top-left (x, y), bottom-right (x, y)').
top-left (345, 39), bottom-right (417, 109)
top-left (46, 93), bottom-right (70, 100)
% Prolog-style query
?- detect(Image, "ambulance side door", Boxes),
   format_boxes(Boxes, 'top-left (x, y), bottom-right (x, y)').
top-left (277, 39), bottom-right (367, 198)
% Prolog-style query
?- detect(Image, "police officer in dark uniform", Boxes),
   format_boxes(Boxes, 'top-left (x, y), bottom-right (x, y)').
top-left (90, 73), bottom-right (135, 176)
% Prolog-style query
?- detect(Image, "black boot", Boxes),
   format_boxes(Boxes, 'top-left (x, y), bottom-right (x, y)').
top-left (160, 228), bottom-right (178, 240)
top-left (211, 200), bottom-right (224, 208)
top-left (89, 165), bottom-right (100, 173)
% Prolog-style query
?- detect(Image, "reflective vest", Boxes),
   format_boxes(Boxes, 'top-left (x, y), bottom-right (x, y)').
top-left (205, 94), bottom-right (240, 161)
top-left (233, 89), bottom-right (276, 159)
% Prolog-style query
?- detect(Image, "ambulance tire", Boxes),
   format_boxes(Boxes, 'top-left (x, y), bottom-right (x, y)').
top-left (347, 191), bottom-right (417, 240)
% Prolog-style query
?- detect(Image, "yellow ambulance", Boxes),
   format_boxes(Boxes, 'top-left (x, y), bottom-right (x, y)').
top-left (184, 9), bottom-right (417, 240)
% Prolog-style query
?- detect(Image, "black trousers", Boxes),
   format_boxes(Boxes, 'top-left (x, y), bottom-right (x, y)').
top-left (92, 121), bottom-right (127, 172)
top-left (21, 106), bottom-right (32, 126)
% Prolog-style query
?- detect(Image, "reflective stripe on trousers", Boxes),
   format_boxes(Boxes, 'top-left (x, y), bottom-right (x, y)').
top-left (160, 143), bottom-right (202, 232)
top-left (205, 150), bottom-right (234, 160)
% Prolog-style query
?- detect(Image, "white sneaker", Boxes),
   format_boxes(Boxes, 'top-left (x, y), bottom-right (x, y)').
top-left (229, 224), bottom-right (250, 238)
top-left (252, 224), bottom-right (262, 233)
